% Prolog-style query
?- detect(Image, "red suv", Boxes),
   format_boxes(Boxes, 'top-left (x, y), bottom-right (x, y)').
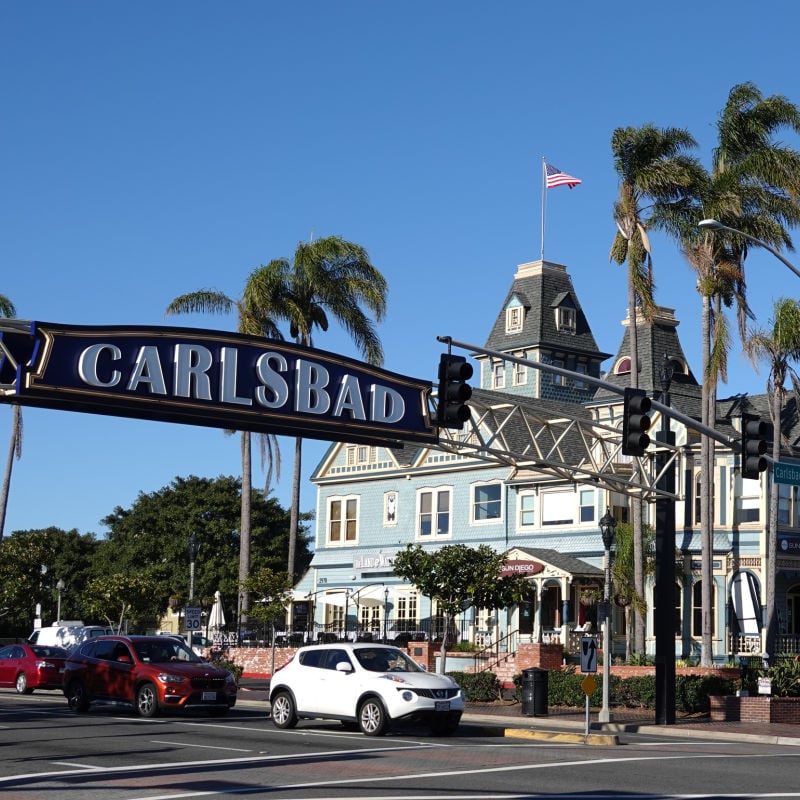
top-left (62, 635), bottom-right (237, 717)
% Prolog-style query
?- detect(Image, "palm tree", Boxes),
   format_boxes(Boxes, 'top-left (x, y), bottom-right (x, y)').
top-left (745, 297), bottom-right (800, 659)
top-left (243, 236), bottom-right (388, 580)
top-left (657, 82), bottom-right (800, 665)
top-left (610, 124), bottom-right (701, 654)
top-left (0, 292), bottom-right (18, 540)
top-left (165, 290), bottom-right (283, 623)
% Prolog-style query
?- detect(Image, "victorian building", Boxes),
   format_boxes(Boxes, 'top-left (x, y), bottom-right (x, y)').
top-left (292, 258), bottom-right (800, 664)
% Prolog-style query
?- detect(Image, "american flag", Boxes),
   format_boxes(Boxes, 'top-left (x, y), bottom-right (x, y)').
top-left (545, 162), bottom-right (582, 189)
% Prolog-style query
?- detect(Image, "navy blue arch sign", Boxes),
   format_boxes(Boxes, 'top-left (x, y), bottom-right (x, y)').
top-left (0, 321), bottom-right (436, 446)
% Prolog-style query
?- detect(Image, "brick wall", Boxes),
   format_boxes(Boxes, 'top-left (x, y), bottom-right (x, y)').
top-left (711, 695), bottom-right (800, 724)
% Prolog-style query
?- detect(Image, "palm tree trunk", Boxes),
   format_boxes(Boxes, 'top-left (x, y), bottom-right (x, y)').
top-left (700, 295), bottom-right (713, 666)
top-left (0, 404), bottom-right (21, 540)
top-left (287, 435), bottom-right (302, 581)
top-left (238, 431), bottom-right (252, 629)
top-left (765, 388), bottom-right (781, 659)
top-left (628, 284), bottom-right (645, 655)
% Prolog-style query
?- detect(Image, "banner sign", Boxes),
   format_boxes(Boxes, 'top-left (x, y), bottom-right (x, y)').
top-left (0, 321), bottom-right (437, 446)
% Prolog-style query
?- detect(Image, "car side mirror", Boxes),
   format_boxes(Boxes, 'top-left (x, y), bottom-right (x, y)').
top-left (117, 655), bottom-right (132, 664)
top-left (335, 661), bottom-right (353, 673)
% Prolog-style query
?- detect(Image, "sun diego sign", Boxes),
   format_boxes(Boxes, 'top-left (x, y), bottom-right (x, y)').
top-left (0, 321), bottom-right (437, 446)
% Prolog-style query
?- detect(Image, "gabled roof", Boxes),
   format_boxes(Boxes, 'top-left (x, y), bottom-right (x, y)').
top-left (507, 546), bottom-right (602, 579)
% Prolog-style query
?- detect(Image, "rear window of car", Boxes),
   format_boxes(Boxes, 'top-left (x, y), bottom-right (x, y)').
top-left (298, 649), bottom-right (325, 668)
top-left (31, 646), bottom-right (68, 658)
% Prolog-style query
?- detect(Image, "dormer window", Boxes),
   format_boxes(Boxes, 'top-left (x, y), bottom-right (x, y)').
top-left (506, 305), bottom-right (523, 333)
top-left (615, 357), bottom-right (632, 375)
top-left (555, 306), bottom-right (576, 333)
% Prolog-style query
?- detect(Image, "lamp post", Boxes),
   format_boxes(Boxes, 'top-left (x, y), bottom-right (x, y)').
top-left (56, 579), bottom-right (65, 624)
top-left (383, 586), bottom-right (390, 643)
top-left (698, 219), bottom-right (800, 280)
top-left (598, 508), bottom-right (617, 723)
top-left (187, 533), bottom-right (200, 649)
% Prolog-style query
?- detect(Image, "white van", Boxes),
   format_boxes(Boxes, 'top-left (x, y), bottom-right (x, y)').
top-left (28, 623), bottom-right (115, 650)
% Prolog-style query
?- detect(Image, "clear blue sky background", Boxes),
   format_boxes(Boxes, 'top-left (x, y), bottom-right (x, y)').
top-left (2, 1), bottom-right (800, 539)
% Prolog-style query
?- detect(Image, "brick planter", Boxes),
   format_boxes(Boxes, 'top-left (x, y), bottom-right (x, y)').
top-left (710, 695), bottom-right (800, 724)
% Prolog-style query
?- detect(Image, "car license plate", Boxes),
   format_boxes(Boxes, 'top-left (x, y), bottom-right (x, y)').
top-left (202, 691), bottom-right (217, 702)
top-left (434, 701), bottom-right (450, 712)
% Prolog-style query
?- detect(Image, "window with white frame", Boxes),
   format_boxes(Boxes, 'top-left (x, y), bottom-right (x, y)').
top-left (555, 306), bottom-right (576, 333)
top-left (541, 489), bottom-right (574, 526)
top-left (395, 592), bottom-right (418, 629)
top-left (518, 491), bottom-right (536, 529)
top-left (506, 306), bottom-right (523, 333)
top-left (692, 580), bottom-right (715, 636)
top-left (346, 445), bottom-right (375, 466)
top-left (473, 482), bottom-right (502, 523)
top-left (778, 483), bottom-right (800, 527)
top-left (579, 489), bottom-right (595, 523)
top-left (328, 496), bottom-right (359, 544)
top-left (418, 488), bottom-right (451, 537)
top-left (513, 355), bottom-right (527, 386)
top-left (551, 358), bottom-right (565, 386)
top-left (736, 477), bottom-right (761, 523)
top-left (492, 361), bottom-right (505, 389)
top-left (693, 471), bottom-right (715, 525)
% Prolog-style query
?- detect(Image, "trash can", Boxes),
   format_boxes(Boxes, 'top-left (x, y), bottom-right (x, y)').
top-left (521, 667), bottom-right (548, 716)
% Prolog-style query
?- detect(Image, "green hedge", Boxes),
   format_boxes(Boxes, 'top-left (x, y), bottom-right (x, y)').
top-left (447, 671), bottom-right (502, 702)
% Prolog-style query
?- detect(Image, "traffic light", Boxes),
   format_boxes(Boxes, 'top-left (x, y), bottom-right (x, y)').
top-left (621, 387), bottom-right (652, 456)
top-left (741, 413), bottom-right (768, 480)
top-left (436, 353), bottom-right (473, 429)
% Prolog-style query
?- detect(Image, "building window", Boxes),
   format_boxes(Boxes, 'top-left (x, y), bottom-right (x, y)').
top-left (346, 445), bottom-right (375, 466)
top-left (693, 471), bottom-right (716, 525)
top-left (555, 306), bottom-right (576, 333)
top-left (519, 491), bottom-right (536, 528)
top-left (418, 488), bottom-right (451, 537)
top-left (492, 361), bottom-right (505, 389)
top-left (579, 489), bottom-right (595, 523)
top-left (384, 491), bottom-right (398, 525)
top-left (778, 483), bottom-right (799, 527)
top-left (541, 489), bottom-right (574, 526)
top-left (615, 357), bottom-right (631, 375)
top-left (551, 358), bottom-right (565, 386)
top-left (736, 477), bottom-right (761, 524)
top-left (506, 306), bottom-right (523, 333)
top-left (513, 355), bottom-right (527, 386)
top-left (691, 580), bottom-right (715, 636)
top-left (473, 482), bottom-right (502, 522)
top-left (328, 496), bottom-right (358, 544)
top-left (395, 592), bottom-right (418, 631)
top-left (574, 363), bottom-right (587, 389)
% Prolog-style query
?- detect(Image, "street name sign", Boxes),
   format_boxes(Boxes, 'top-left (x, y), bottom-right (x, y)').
top-left (774, 462), bottom-right (800, 486)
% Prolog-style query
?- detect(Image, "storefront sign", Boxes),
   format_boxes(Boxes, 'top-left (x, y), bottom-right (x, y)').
top-left (0, 321), bottom-right (437, 445)
top-left (500, 560), bottom-right (544, 577)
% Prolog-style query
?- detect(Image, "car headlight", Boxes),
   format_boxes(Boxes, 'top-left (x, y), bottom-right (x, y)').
top-left (157, 672), bottom-right (187, 684)
top-left (400, 690), bottom-right (414, 702)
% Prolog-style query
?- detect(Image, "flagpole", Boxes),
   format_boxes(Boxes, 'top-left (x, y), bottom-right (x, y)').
top-left (540, 157), bottom-right (546, 261)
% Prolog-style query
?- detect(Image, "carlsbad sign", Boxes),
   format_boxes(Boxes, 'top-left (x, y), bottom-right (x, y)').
top-left (0, 321), bottom-right (437, 446)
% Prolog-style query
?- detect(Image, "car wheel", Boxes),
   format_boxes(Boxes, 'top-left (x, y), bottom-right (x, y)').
top-left (15, 672), bottom-right (33, 695)
top-left (135, 682), bottom-right (159, 718)
top-left (270, 691), bottom-right (298, 729)
top-left (66, 680), bottom-right (90, 712)
top-left (358, 697), bottom-right (388, 736)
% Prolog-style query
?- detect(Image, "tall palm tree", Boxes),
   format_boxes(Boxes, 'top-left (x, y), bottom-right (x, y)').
top-left (244, 236), bottom-right (388, 580)
top-left (610, 124), bottom-right (701, 654)
top-left (165, 290), bottom-right (282, 623)
top-left (657, 82), bottom-right (800, 665)
top-left (0, 292), bottom-right (18, 540)
top-left (745, 297), bottom-right (800, 659)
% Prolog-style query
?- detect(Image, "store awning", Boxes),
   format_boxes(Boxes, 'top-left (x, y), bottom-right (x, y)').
top-left (353, 585), bottom-right (387, 607)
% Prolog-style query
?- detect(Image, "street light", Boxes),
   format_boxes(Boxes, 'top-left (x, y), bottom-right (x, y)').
top-left (598, 508), bottom-right (617, 723)
top-left (383, 586), bottom-right (390, 643)
top-left (56, 579), bottom-right (65, 624)
top-left (698, 219), bottom-right (800, 280)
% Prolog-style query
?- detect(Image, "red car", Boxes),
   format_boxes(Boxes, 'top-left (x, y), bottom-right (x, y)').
top-left (62, 635), bottom-right (237, 717)
top-left (0, 643), bottom-right (69, 694)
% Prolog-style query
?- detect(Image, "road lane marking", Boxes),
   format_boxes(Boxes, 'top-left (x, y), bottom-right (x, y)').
top-left (150, 739), bottom-right (252, 753)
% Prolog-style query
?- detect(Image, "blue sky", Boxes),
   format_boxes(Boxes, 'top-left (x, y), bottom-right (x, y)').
top-left (2, 1), bottom-right (800, 539)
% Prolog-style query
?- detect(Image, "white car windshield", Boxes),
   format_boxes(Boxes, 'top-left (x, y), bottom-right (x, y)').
top-left (354, 648), bottom-right (421, 673)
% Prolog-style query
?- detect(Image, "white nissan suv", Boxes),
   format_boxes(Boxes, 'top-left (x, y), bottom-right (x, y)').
top-left (268, 642), bottom-right (465, 736)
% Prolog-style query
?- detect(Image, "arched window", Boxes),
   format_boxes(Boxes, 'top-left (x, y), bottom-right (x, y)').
top-left (615, 357), bottom-right (631, 375)
top-left (692, 580), bottom-right (715, 636)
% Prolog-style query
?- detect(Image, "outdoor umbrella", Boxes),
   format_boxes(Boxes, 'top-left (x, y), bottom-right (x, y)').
top-left (208, 590), bottom-right (226, 631)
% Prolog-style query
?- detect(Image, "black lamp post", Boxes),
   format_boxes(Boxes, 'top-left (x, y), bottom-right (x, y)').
top-left (383, 587), bottom-right (389, 643)
top-left (56, 579), bottom-right (65, 624)
top-left (599, 508), bottom-right (617, 723)
top-left (187, 532), bottom-right (200, 603)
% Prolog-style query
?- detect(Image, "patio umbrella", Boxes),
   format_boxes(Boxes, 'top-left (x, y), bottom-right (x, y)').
top-left (208, 590), bottom-right (226, 631)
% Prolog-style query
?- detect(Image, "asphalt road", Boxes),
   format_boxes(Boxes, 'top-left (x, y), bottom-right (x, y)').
top-left (2, 690), bottom-right (800, 799)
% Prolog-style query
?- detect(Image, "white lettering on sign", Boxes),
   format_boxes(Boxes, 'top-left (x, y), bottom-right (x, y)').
top-left (76, 342), bottom-right (407, 424)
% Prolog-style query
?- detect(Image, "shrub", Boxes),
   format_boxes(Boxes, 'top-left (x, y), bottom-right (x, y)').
top-left (448, 671), bottom-right (501, 702)
top-left (211, 656), bottom-right (243, 682)
top-left (768, 656), bottom-right (800, 697)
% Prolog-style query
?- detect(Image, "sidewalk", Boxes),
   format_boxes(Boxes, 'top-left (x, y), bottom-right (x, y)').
top-left (237, 679), bottom-right (800, 746)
